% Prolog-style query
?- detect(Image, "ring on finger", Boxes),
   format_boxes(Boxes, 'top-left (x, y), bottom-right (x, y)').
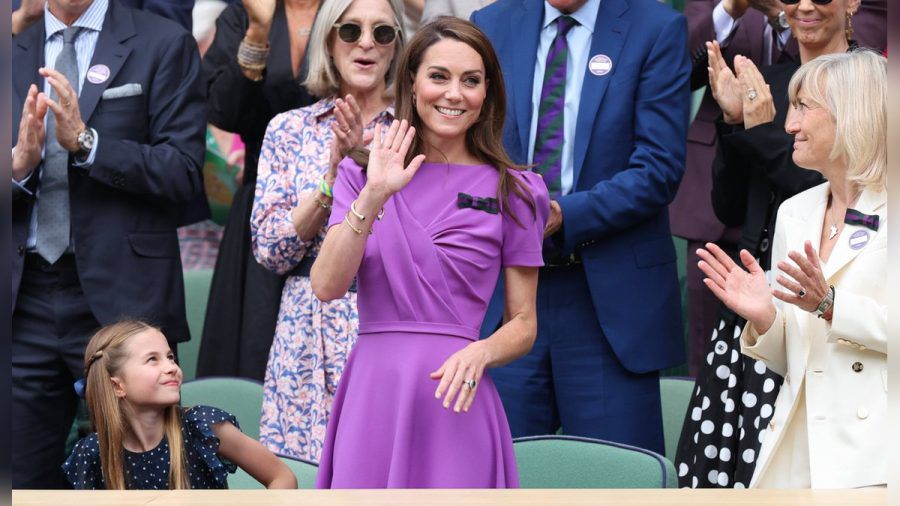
top-left (62, 97), bottom-right (71, 108)
top-left (463, 379), bottom-right (476, 389)
top-left (747, 88), bottom-right (758, 101)
top-left (798, 288), bottom-right (806, 298)
top-left (343, 126), bottom-right (351, 134)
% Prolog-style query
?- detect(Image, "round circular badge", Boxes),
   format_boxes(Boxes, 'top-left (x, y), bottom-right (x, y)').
top-left (848, 229), bottom-right (869, 250)
top-left (86, 64), bottom-right (110, 85)
top-left (588, 54), bottom-right (613, 76)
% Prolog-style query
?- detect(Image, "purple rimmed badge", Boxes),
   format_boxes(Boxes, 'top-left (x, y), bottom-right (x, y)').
top-left (588, 54), bottom-right (612, 76)
top-left (86, 64), bottom-right (110, 84)
top-left (849, 229), bottom-right (869, 250)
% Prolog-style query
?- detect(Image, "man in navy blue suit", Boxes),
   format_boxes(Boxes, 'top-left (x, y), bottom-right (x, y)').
top-left (11, 0), bottom-right (205, 487)
top-left (473, 0), bottom-right (690, 453)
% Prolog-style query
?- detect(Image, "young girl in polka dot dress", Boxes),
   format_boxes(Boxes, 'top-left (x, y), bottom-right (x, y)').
top-left (62, 320), bottom-right (297, 489)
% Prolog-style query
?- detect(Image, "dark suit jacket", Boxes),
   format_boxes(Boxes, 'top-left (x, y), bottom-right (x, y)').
top-left (11, 0), bottom-right (206, 344)
top-left (473, 0), bottom-right (690, 373)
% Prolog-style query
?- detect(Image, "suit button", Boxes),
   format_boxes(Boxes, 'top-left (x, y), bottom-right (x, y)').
top-left (857, 408), bottom-right (869, 419)
top-left (760, 238), bottom-right (769, 253)
top-left (852, 361), bottom-right (864, 372)
top-left (17, 244), bottom-right (25, 256)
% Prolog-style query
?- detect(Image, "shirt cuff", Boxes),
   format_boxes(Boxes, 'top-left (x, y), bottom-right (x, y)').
top-left (72, 128), bottom-right (99, 168)
top-left (11, 147), bottom-right (36, 195)
top-left (712, 1), bottom-right (739, 45)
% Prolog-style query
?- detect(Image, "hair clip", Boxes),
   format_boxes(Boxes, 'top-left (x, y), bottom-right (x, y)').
top-left (74, 378), bottom-right (87, 399)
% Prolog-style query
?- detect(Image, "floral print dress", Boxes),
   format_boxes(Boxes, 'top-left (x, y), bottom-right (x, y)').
top-left (251, 98), bottom-right (394, 462)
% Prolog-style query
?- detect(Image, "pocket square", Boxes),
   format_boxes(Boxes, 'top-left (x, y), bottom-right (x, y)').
top-left (101, 83), bottom-right (142, 99)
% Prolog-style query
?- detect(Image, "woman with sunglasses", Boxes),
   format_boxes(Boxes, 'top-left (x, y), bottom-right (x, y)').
top-left (675, 0), bottom-right (873, 489)
top-left (311, 16), bottom-right (548, 488)
top-left (250, 0), bottom-right (405, 463)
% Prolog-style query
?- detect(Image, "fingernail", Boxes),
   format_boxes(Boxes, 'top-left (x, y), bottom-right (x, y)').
top-left (435, 392), bottom-right (440, 398)
top-left (443, 402), bottom-right (449, 408)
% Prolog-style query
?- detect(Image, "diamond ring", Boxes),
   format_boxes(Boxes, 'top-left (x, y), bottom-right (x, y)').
top-left (747, 88), bottom-right (758, 101)
top-left (798, 289), bottom-right (806, 298)
top-left (463, 379), bottom-right (476, 389)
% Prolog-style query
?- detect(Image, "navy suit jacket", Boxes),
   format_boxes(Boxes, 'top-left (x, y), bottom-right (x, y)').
top-left (11, 0), bottom-right (206, 344)
top-left (473, 0), bottom-right (690, 373)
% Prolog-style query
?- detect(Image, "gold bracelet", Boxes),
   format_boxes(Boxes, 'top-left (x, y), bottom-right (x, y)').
top-left (344, 212), bottom-right (363, 235)
top-left (350, 199), bottom-right (385, 221)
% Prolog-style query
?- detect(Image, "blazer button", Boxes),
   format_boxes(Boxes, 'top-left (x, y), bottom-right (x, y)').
top-left (857, 407), bottom-right (869, 419)
top-left (17, 244), bottom-right (25, 256)
top-left (851, 361), bottom-right (864, 373)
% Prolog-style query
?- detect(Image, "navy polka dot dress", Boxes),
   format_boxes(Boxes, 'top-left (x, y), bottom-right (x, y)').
top-left (62, 406), bottom-right (241, 489)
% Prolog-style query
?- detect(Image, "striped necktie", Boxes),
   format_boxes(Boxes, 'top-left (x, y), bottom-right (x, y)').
top-left (533, 15), bottom-right (578, 198)
top-left (36, 26), bottom-right (84, 264)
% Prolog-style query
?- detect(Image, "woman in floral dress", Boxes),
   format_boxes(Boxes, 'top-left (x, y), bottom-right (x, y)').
top-left (250, 0), bottom-right (406, 462)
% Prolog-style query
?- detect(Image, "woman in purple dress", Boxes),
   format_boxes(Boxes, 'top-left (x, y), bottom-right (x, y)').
top-left (310, 16), bottom-right (550, 488)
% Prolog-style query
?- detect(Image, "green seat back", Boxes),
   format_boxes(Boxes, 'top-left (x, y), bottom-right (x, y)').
top-left (228, 455), bottom-right (318, 489)
top-left (660, 376), bottom-right (696, 462)
top-left (181, 377), bottom-right (263, 441)
top-left (514, 435), bottom-right (677, 488)
top-left (180, 269), bottom-right (213, 381)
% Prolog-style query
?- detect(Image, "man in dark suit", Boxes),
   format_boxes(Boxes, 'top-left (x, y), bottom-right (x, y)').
top-left (473, 0), bottom-right (690, 453)
top-left (11, 0), bottom-right (205, 487)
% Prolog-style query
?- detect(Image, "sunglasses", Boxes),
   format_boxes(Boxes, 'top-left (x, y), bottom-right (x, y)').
top-left (780, 0), bottom-right (833, 4)
top-left (333, 22), bottom-right (400, 45)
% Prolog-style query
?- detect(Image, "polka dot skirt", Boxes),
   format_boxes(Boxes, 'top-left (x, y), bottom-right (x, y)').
top-left (674, 310), bottom-right (783, 488)
top-left (62, 405), bottom-right (241, 489)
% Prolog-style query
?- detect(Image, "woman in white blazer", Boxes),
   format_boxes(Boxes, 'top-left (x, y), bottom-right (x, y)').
top-left (696, 50), bottom-right (887, 489)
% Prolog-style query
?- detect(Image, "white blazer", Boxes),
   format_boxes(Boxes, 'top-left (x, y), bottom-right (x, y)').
top-left (741, 182), bottom-right (887, 489)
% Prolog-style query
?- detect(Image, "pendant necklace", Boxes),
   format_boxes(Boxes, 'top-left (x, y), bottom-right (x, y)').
top-left (827, 198), bottom-right (839, 240)
top-left (298, 26), bottom-right (311, 37)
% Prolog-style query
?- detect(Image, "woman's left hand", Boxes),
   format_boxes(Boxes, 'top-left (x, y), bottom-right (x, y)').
top-left (430, 341), bottom-right (491, 413)
top-left (331, 94), bottom-right (372, 157)
top-left (774, 240), bottom-right (829, 312)
top-left (736, 56), bottom-right (776, 129)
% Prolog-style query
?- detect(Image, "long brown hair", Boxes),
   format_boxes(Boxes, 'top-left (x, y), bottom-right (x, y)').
top-left (83, 320), bottom-right (190, 490)
top-left (352, 15), bottom-right (536, 225)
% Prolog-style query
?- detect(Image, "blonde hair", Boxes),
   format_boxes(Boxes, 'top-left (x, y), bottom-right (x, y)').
top-left (787, 49), bottom-right (887, 190)
top-left (84, 320), bottom-right (190, 490)
top-left (303, 0), bottom-right (406, 98)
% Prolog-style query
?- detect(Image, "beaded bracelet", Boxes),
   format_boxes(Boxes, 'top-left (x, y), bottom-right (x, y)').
top-left (319, 178), bottom-right (333, 198)
top-left (238, 37), bottom-right (269, 71)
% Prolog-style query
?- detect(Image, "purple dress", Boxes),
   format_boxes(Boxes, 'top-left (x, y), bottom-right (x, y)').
top-left (316, 160), bottom-right (549, 488)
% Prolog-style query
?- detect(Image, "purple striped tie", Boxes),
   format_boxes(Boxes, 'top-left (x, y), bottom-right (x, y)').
top-left (533, 15), bottom-right (578, 198)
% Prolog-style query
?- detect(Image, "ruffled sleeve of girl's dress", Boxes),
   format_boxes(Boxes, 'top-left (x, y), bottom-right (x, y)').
top-left (182, 405), bottom-right (242, 487)
top-left (62, 434), bottom-right (105, 490)
top-left (501, 170), bottom-right (550, 267)
top-left (328, 156), bottom-right (369, 229)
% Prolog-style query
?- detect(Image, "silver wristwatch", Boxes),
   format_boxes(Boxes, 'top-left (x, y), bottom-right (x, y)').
top-left (76, 127), bottom-right (95, 158)
top-left (814, 285), bottom-right (835, 318)
top-left (769, 10), bottom-right (789, 33)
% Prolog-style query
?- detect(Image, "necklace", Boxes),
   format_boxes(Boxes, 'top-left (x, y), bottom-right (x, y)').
top-left (298, 26), bottom-right (311, 37)
top-left (827, 198), bottom-right (840, 240)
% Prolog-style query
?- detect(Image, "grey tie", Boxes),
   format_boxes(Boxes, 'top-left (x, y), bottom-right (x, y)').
top-left (36, 26), bottom-right (84, 264)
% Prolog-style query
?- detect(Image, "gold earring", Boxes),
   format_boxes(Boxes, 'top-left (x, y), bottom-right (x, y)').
top-left (845, 11), bottom-right (853, 42)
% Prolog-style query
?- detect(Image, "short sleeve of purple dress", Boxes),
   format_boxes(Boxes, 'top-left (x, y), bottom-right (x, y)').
top-left (318, 159), bottom-right (549, 488)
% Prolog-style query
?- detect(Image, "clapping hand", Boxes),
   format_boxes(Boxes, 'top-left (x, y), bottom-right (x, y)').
top-left (13, 84), bottom-right (47, 180)
top-left (773, 241), bottom-right (830, 313)
top-left (736, 57), bottom-right (775, 129)
top-left (363, 120), bottom-right (426, 203)
top-left (38, 67), bottom-right (86, 153)
top-left (697, 243), bottom-right (777, 334)
top-left (707, 40), bottom-right (744, 125)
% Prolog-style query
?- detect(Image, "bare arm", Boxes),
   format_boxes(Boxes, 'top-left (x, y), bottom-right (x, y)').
top-left (430, 266), bottom-right (539, 413)
top-left (213, 422), bottom-right (297, 489)
top-left (311, 120), bottom-right (425, 300)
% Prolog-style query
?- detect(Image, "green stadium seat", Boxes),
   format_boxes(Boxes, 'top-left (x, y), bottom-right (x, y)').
top-left (180, 269), bottom-right (214, 381)
top-left (660, 376), bottom-right (696, 463)
top-left (181, 377), bottom-right (264, 441)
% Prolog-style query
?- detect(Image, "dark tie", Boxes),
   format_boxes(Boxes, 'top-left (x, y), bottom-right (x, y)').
top-left (533, 15), bottom-right (578, 199)
top-left (36, 26), bottom-right (83, 264)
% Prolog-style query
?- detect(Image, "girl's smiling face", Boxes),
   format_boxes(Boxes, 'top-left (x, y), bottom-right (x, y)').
top-left (110, 329), bottom-right (183, 407)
